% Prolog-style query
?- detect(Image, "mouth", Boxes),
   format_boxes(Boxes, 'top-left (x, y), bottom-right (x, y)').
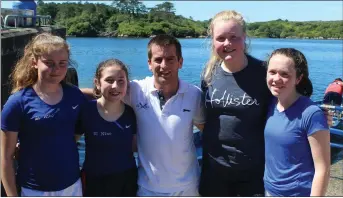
top-left (109, 90), bottom-right (121, 97)
top-left (223, 47), bottom-right (236, 53)
top-left (159, 71), bottom-right (171, 78)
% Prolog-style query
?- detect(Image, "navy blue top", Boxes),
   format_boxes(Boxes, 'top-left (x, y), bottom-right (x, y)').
top-left (264, 96), bottom-right (328, 196)
top-left (201, 55), bottom-right (272, 180)
top-left (80, 100), bottom-right (137, 177)
top-left (1, 83), bottom-right (86, 191)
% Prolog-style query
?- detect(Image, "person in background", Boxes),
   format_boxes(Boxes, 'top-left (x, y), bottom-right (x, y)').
top-left (76, 59), bottom-right (138, 196)
top-left (323, 78), bottom-right (343, 106)
top-left (1, 33), bottom-right (86, 196)
top-left (264, 48), bottom-right (330, 196)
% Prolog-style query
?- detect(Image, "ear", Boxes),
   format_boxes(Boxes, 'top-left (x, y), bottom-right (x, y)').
top-left (32, 57), bottom-right (38, 69)
top-left (178, 57), bottom-right (183, 69)
top-left (94, 78), bottom-right (100, 90)
top-left (296, 74), bottom-right (303, 85)
top-left (148, 59), bottom-right (153, 71)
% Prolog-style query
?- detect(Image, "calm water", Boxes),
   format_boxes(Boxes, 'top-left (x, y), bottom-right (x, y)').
top-left (68, 38), bottom-right (343, 165)
top-left (68, 37), bottom-right (343, 101)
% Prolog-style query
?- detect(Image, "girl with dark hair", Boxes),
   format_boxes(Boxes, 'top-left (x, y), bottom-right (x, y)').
top-left (76, 59), bottom-right (138, 196)
top-left (264, 48), bottom-right (330, 196)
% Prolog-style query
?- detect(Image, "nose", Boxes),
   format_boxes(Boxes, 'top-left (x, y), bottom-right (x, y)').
top-left (111, 81), bottom-right (118, 88)
top-left (273, 73), bottom-right (282, 82)
top-left (160, 59), bottom-right (167, 69)
top-left (224, 38), bottom-right (232, 46)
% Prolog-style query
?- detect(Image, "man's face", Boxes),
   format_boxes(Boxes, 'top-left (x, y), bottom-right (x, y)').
top-left (148, 44), bottom-right (183, 86)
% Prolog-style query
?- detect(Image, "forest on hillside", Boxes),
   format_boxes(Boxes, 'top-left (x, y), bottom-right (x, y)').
top-left (37, 0), bottom-right (343, 39)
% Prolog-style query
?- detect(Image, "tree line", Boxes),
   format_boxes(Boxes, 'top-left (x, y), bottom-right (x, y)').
top-left (37, 0), bottom-right (342, 39)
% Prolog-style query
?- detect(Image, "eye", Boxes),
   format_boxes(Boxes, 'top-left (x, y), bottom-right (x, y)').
top-left (216, 36), bottom-right (225, 42)
top-left (154, 58), bottom-right (162, 64)
top-left (43, 61), bottom-right (54, 67)
top-left (268, 70), bottom-right (276, 75)
top-left (280, 72), bottom-right (289, 77)
top-left (118, 79), bottom-right (124, 84)
top-left (105, 79), bottom-right (114, 84)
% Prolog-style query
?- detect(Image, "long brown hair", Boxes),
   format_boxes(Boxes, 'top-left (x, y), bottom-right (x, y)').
top-left (202, 10), bottom-right (248, 85)
top-left (10, 33), bottom-right (73, 93)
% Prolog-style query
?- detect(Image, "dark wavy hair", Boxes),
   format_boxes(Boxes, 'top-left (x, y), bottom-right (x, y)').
top-left (267, 48), bottom-right (313, 97)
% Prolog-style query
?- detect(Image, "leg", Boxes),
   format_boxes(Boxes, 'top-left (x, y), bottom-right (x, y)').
top-left (59, 178), bottom-right (82, 196)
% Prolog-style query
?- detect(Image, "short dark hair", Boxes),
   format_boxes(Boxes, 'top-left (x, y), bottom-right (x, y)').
top-left (334, 78), bottom-right (342, 82)
top-left (267, 48), bottom-right (313, 97)
top-left (147, 34), bottom-right (182, 60)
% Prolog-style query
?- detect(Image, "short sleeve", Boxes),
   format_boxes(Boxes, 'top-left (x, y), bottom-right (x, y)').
top-left (306, 109), bottom-right (329, 136)
top-left (1, 93), bottom-right (23, 132)
top-left (193, 86), bottom-right (206, 125)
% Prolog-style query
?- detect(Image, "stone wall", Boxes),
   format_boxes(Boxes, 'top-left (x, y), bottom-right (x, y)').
top-left (1, 26), bottom-right (66, 107)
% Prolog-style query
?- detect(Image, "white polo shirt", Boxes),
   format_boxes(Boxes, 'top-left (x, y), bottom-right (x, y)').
top-left (127, 76), bottom-right (205, 193)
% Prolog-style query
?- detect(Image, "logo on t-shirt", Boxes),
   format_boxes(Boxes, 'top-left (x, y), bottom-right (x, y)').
top-left (205, 89), bottom-right (260, 108)
top-left (136, 102), bottom-right (149, 109)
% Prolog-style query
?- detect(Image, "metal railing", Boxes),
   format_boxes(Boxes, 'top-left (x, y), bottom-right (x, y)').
top-left (2, 14), bottom-right (51, 29)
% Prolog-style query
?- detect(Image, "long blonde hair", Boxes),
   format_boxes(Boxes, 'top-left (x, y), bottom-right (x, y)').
top-left (202, 10), bottom-right (248, 85)
top-left (10, 33), bottom-right (72, 93)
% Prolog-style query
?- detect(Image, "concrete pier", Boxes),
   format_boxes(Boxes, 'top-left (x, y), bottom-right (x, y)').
top-left (1, 26), bottom-right (66, 107)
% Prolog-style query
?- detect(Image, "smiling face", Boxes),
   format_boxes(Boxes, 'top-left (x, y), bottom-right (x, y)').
top-left (95, 65), bottom-right (128, 102)
top-left (33, 49), bottom-right (69, 85)
top-left (267, 54), bottom-right (302, 99)
top-left (148, 44), bottom-right (183, 86)
top-left (212, 19), bottom-right (246, 62)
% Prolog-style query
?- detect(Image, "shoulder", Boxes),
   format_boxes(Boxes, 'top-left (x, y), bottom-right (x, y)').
top-left (247, 54), bottom-right (267, 72)
top-left (3, 89), bottom-right (26, 109)
top-left (62, 83), bottom-right (87, 102)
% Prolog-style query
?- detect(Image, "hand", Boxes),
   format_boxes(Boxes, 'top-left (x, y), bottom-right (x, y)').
top-left (322, 108), bottom-right (334, 127)
top-left (14, 143), bottom-right (20, 161)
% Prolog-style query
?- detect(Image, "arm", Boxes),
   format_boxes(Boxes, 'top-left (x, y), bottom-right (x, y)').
top-left (1, 131), bottom-right (19, 196)
top-left (194, 123), bottom-right (204, 132)
top-left (132, 134), bottom-right (137, 152)
top-left (80, 88), bottom-right (96, 100)
top-left (308, 130), bottom-right (331, 196)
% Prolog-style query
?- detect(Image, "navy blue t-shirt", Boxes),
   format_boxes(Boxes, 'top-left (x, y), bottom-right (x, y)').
top-left (79, 100), bottom-right (137, 177)
top-left (201, 55), bottom-right (272, 180)
top-left (1, 83), bottom-right (87, 191)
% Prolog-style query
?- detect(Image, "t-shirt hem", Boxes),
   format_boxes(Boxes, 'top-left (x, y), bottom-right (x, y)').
top-left (138, 180), bottom-right (198, 193)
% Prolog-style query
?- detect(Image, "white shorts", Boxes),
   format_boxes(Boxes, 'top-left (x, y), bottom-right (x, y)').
top-left (137, 185), bottom-right (199, 197)
top-left (21, 178), bottom-right (82, 196)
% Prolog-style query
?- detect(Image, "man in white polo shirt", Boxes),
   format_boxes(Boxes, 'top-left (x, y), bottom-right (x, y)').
top-left (128, 34), bottom-right (205, 196)
top-left (81, 34), bottom-right (205, 196)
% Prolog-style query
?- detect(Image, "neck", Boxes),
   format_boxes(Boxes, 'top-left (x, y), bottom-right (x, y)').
top-left (97, 97), bottom-right (124, 114)
top-left (154, 79), bottom-right (179, 100)
top-left (277, 91), bottom-right (301, 111)
top-left (221, 54), bottom-right (247, 73)
top-left (33, 81), bottom-right (61, 94)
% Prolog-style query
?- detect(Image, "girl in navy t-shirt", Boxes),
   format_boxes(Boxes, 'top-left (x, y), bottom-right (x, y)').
top-left (77, 59), bottom-right (138, 196)
top-left (264, 48), bottom-right (330, 196)
top-left (1, 33), bottom-right (86, 196)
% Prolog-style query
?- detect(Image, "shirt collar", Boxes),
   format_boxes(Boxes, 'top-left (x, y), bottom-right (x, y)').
top-left (148, 76), bottom-right (188, 94)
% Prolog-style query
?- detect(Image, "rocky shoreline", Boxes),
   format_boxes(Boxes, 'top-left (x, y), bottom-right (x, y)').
top-left (66, 32), bottom-right (341, 40)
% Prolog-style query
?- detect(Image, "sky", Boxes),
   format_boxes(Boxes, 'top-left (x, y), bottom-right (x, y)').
top-left (1, 1), bottom-right (342, 22)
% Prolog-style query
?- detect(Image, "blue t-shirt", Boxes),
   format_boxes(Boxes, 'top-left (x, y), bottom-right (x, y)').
top-left (1, 83), bottom-right (87, 191)
top-left (80, 100), bottom-right (137, 177)
top-left (264, 96), bottom-right (329, 196)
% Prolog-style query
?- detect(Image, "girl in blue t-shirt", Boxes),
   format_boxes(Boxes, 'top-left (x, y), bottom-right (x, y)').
top-left (76, 59), bottom-right (138, 196)
top-left (1, 33), bottom-right (86, 196)
top-left (264, 48), bottom-right (330, 196)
